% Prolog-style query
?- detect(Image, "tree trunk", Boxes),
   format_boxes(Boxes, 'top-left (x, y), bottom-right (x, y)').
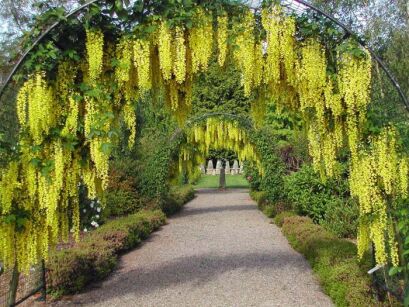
top-left (219, 167), bottom-right (226, 190)
top-left (7, 262), bottom-right (19, 307)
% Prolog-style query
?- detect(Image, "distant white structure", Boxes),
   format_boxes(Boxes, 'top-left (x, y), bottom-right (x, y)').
top-left (232, 160), bottom-right (240, 175)
top-left (206, 160), bottom-right (214, 175)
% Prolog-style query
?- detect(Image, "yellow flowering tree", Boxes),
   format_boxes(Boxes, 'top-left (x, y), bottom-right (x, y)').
top-left (1, 3), bottom-right (408, 295)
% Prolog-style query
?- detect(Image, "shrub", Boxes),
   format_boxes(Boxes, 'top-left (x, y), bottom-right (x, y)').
top-left (274, 211), bottom-right (296, 227)
top-left (321, 199), bottom-right (359, 238)
top-left (284, 165), bottom-right (334, 223)
top-left (47, 210), bottom-right (166, 295)
top-left (250, 190), bottom-right (267, 206)
top-left (47, 240), bottom-right (117, 295)
top-left (281, 216), bottom-right (378, 307)
top-left (245, 128), bottom-right (286, 203)
top-left (104, 189), bottom-right (143, 217)
top-left (284, 164), bottom-right (358, 238)
top-left (160, 185), bottom-right (195, 216)
top-left (137, 134), bottom-right (173, 199)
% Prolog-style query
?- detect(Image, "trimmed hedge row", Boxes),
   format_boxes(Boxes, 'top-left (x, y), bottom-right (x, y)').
top-left (280, 215), bottom-right (379, 307)
top-left (47, 210), bottom-right (166, 296)
top-left (160, 185), bottom-right (196, 216)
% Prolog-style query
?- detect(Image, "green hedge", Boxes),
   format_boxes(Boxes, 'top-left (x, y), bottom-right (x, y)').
top-left (47, 210), bottom-right (166, 296)
top-left (160, 185), bottom-right (195, 216)
top-left (280, 215), bottom-right (378, 307)
top-left (284, 164), bottom-right (358, 238)
top-left (250, 190), bottom-right (291, 218)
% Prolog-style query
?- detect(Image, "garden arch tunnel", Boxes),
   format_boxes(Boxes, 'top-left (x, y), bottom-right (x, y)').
top-left (0, 0), bottom-right (408, 292)
top-left (168, 112), bottom-right (266, 185)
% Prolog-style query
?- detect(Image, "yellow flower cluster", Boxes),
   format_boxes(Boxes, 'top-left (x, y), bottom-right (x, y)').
top-left (189, 7), bottom-right (213, 73)
top-left (262, 6), bottom-right (281, 86)
top-left (338, 51), bottom-right (372, 156)
top-left (90, 137), bottom-right (110, 190)
top-left (350, 128), bottom-right (408, 265)
top-left (234, 10), bottom-right (256, 97)
top-left (280, 17), bottom-right (297, 86)
top-left (17, 72), bottom-right (56, 144)
top-left (84, 97), bottom-right (113, 190)
top-left (298, 39), bottom-right (327, 113)
top-left (0, 135), bottom-right (84, 271)
top-left (56, 61), bottom-right (77, 103)
top-left (61, 95), bottom-right (79, 137)
top-left (217, 14), bottom-right (228, 67)
top-left (123, 101), bottom-right (137, 148)
top-left (115, 38), bottom-right (132, 86)
top-left (157, 21), bottom-right (173, 80)
top-left (0, 162), bottom-right (20, 214)
top-left (86, 29), bottom-right (104, 81)
top-left (133, 39), bottom-right (152, 92)
top-left (173, 26), bottom-right (187, 83)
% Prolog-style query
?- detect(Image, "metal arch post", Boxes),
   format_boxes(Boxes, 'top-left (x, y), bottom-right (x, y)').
top-left (0, 0), bottom-right (408, 111)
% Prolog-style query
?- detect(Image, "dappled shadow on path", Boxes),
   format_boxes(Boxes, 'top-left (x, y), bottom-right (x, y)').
top-left (74, 251), bottom-right (310, 304)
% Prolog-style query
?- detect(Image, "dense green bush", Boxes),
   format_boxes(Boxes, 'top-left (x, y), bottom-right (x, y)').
top-left (321, 199), bottom-right (359, 239)
top-left (160, 185), bottom-right (195, 216)
top-left (245, 127), bottom-right (286, 203)
top-left (281, 216), bottom-right (378, 307)
top-left (137, 136), bottom-right (174, 199)
top-left (47, 210), bottom-right (166, 296)
top-left (284, 165), bottom-right (334, 222)
top-left (284, 164), bottom-right (358, 238)
top-left (104, 190), bottom-right (143, 217)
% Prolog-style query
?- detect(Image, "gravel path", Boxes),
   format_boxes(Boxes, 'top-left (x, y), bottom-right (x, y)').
top-left (59, 189), bottom-right (333, 307)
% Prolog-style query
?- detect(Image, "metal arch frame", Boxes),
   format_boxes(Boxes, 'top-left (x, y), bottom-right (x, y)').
top-left (0, 0), bottom-right (408, 110)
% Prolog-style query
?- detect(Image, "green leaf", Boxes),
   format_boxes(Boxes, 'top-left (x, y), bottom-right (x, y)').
top-left (389, 266), bottom-right (400, 276)
top-left (101, 143), bottom-right (113, 154)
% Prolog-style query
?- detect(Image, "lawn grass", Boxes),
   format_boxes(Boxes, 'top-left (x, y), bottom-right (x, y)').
top-left (194, 175), bottom-right (249, 189)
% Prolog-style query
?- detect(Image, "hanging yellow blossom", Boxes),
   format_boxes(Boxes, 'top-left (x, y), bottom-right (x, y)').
top-left (86, 29), bottom-right (104, 81)
top-left (217, 14), bottom-right (228, 67)
top-left (189, 7), bottom-right (213, 73)
top-left (157, 21), bottom-right (172, 80)
top-left (133, 39), bottom-right (152, 92)
top-left (234, 9), bottom-right (256, 96)
top-left (173, 26), bottom-right (187, 83)
top-left (262, 6), bottom-right (281, 86)
top-left (115, 38), bottom-right (133, 86)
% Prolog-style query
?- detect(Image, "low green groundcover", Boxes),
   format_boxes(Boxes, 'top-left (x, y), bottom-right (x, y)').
top-left (280, 215), bottom-right (379, 307)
